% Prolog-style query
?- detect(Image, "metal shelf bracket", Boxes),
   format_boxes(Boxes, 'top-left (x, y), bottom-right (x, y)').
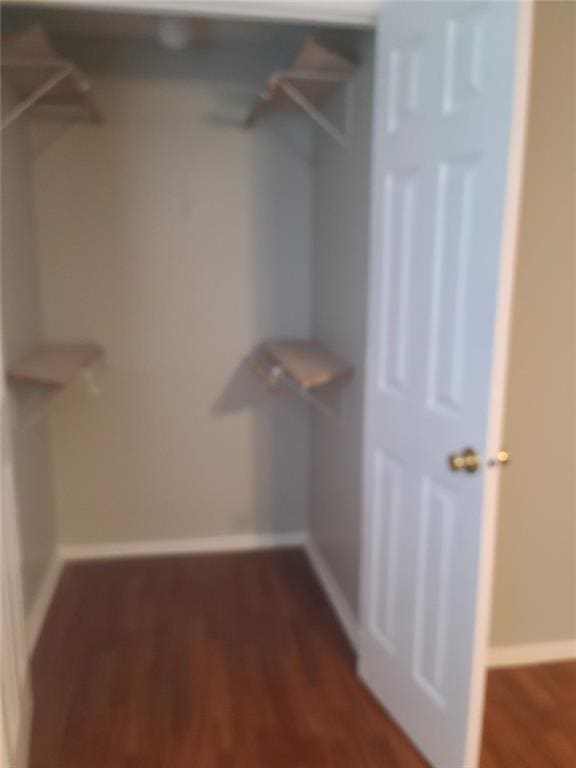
top-left (274, 70), bottom-right (354, 147)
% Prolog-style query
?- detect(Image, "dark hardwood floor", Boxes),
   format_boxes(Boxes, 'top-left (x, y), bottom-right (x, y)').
top-left (480, 660), bottom-right (576, 768)
top-left (30, 549), bottom-right (576, 768)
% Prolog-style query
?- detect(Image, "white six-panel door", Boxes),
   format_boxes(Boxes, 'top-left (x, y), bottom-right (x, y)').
top-left (360, 2), bottom-right (532, 766)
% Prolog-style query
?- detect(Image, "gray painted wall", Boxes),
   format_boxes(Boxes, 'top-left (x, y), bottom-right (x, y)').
top-left (309, 39), bottom-right (374, 614)
top-left (490, 1), bottom-right (576, 647)
top-left (1, 83), bottom-right (58, 616)
top-left (33, 40), bottom-right (313, 547)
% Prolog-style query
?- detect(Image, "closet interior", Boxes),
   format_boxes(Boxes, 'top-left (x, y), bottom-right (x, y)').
top-left (3, 4), bottom-right (575, 767)
top-left (1, 6), bottom-right (374, 641)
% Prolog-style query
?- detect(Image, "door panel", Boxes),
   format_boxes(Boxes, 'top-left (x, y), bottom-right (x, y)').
top-left (360, 2), bottom-right (532, 766)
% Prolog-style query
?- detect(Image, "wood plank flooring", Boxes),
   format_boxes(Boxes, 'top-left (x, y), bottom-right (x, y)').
top-left (29, 549), bottom-right (576, 768)
top-left (480, 660), bottom-right (576, 768)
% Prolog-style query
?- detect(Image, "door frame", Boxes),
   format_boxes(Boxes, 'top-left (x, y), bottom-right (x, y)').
top-left (461, 3), bottom-right (534, 764)
top-left (359, 2), bottom-right (535, 766)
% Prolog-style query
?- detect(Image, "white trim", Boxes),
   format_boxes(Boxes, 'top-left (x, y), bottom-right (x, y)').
top-left (464, 3), bottom-right (535, 767)
top-left (4, 0), bottom-right (378, 27)
top-left (305, 537), bottom-right (358, 650)
top-left (59, 530), bottom-right (307, 562)
top-left (488, 641), bottom-right (576, 669)
top-left (13, 697), bottom-right (32, 768)
top-left (26, 556), bottom-right (63, 655)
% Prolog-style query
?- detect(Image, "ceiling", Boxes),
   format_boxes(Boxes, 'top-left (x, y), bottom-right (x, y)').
top-left (2, 1), bottom-right (378, 28)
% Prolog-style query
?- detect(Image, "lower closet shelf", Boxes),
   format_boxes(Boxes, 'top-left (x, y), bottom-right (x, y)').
top-left (8, 342), bottom-right (104, 388)
top-left (260, 338), bottom-right (352, 390)
top-left (250, 338), bottom-right (353, 417)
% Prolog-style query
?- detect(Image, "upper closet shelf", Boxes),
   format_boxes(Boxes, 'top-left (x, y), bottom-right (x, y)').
top-left (8, 343), bottom-right (104, 389)
top-left (245, 38), bottom-right (357, 146)
top-left (250, 338), bottom-right (353, 417)
top-left (1, 25), bottom-right (101, 131)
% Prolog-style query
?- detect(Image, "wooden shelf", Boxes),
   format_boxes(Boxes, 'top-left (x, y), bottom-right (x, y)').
top-left (1, 25), bottom-right (101, 130)
top-left (246, 38), bottom-right (356, 141)
top-left (8, 343), bottom-right (104, 388)
top-left (258, 338), bottom-right (353, 391)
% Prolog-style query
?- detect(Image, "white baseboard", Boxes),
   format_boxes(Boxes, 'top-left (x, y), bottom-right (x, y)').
top-left (489, 640), bottom-right (576, 668)
top-left (13, 691), bottom-right (32, 768)
top-left (305, 538), bottom-right (359, 650)
top-left (59, 530), bottom-right (307, 562)
top-left (26, 555), bottom-right (63, 655)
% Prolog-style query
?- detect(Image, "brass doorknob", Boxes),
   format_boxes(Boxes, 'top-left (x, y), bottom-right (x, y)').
top-left (448, 448), bottom-right (510, 472)
top-left (487, 450), bottom-right (510, 467)
top-left (448, 447), bottom-right (481, 473)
